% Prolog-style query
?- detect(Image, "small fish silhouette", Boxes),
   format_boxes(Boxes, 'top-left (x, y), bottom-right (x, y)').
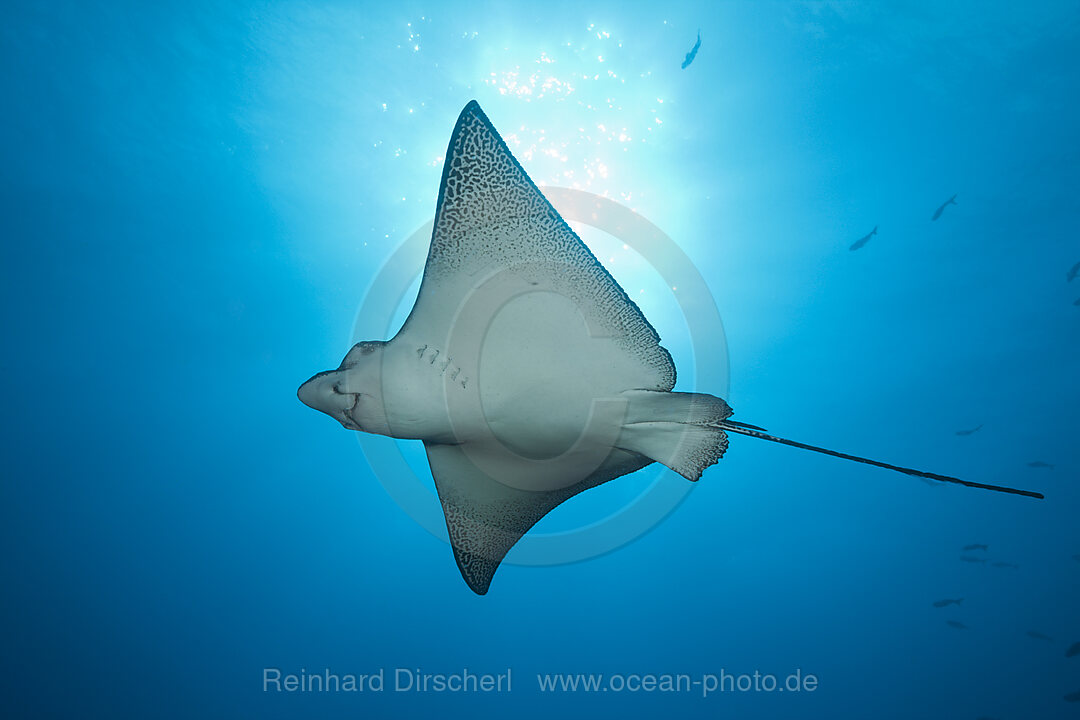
top-left (1066, 641), bottom-right (1080, 658)
top-left (1067, 689), bottom-right (1080, 702)
top-left (1027, 630), bottom-right (1053, 641)
top-left (681, 30), bottom-right (701, 69)
top-left (932, 194), bottom-right (957, 221)
top-left (946, 620), bottom-right (967, 629)
top-left (932, 598), bottom-right (963, 608)
top-left (955, 424), bottom-right (983, 436)
top-left (1027, 461), bottom-right (1054, 469)
top-left (960, 555), bottom-right (986, 564)
top-left (1073, 554), bottom-right (1080, 563)
top-left (991, 561), bottom-right (1018, 569)
top-left (962, 543), bottom-right (988, 551)
top-left (1068, 261), bottom-right (1080, 282)
top-left (1074, 297), bottom-right (1080, 306)
top-left (850, 226), bottom-right (877, 251)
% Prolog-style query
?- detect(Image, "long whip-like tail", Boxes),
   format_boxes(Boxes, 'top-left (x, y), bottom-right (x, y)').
top-left (718, 421), bottom-right (1044, 499)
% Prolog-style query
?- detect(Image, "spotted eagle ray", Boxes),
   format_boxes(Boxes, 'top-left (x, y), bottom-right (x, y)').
top-left (298, 101), bottom-right (1042, 594)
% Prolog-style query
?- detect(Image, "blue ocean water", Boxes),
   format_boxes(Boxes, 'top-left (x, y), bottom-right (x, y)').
top-left (3, 2), bottom-right (1079, 718)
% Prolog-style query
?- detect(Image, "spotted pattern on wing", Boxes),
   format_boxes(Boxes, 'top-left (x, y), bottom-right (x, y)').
top-left (429, 445), bottom-right (652, 595)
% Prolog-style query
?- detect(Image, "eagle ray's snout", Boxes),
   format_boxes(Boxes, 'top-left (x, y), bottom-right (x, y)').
top-left (297, 371), bottom-right (360, 429)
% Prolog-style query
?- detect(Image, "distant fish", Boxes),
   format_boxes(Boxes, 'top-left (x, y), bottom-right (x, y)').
top-left (960, 555), bottom-right (986, 564)
top-left (955, 424), bottom-right (983, 436)
top-left (933, 598), bottom-right (963, 608)
top-left (681, 30), bottom-right (701, 69)
top-left (991, 561), bottom-right (1018, 569)
top-left (1027, 461), bottom-right (1054, 469)
top-left (850, 225), bottom-right (878, 251)
top-left (1074, 297), bottom-right (1080, 306)
top-left (1067, 689), bottom-right (1080, 702)
top-left (962, 543), bottom-right (988, 551)
top-left (1066, 641), bottom-right (1080, 658)
top-left (1073, 554), bottom-right (1080, 562)
top-left (932, 194), bottom-right (957, 221)
top-left (1027, 630), bottom-right (1053, 641)
top-left (1068, 261), bottom-right (1080, 282)
top-left (946, 620), bottom-right (967, 629)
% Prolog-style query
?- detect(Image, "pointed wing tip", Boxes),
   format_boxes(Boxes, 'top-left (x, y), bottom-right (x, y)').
top-left (460, 99), bottom-right (485, 121)
top-left (447, 100), bottom-right (497, 159)
top-left (468, 581), bottom-right (491, 596)
top-left (446, 101), bottom-right (487, 142)
top-left (453, 552), bottom-right (496, 595)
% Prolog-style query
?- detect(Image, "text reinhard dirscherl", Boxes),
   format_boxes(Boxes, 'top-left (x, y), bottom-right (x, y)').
top-left (263, 668), bottom-right (511, 694)
top-left (262, 668), bottom-right (819, 698)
